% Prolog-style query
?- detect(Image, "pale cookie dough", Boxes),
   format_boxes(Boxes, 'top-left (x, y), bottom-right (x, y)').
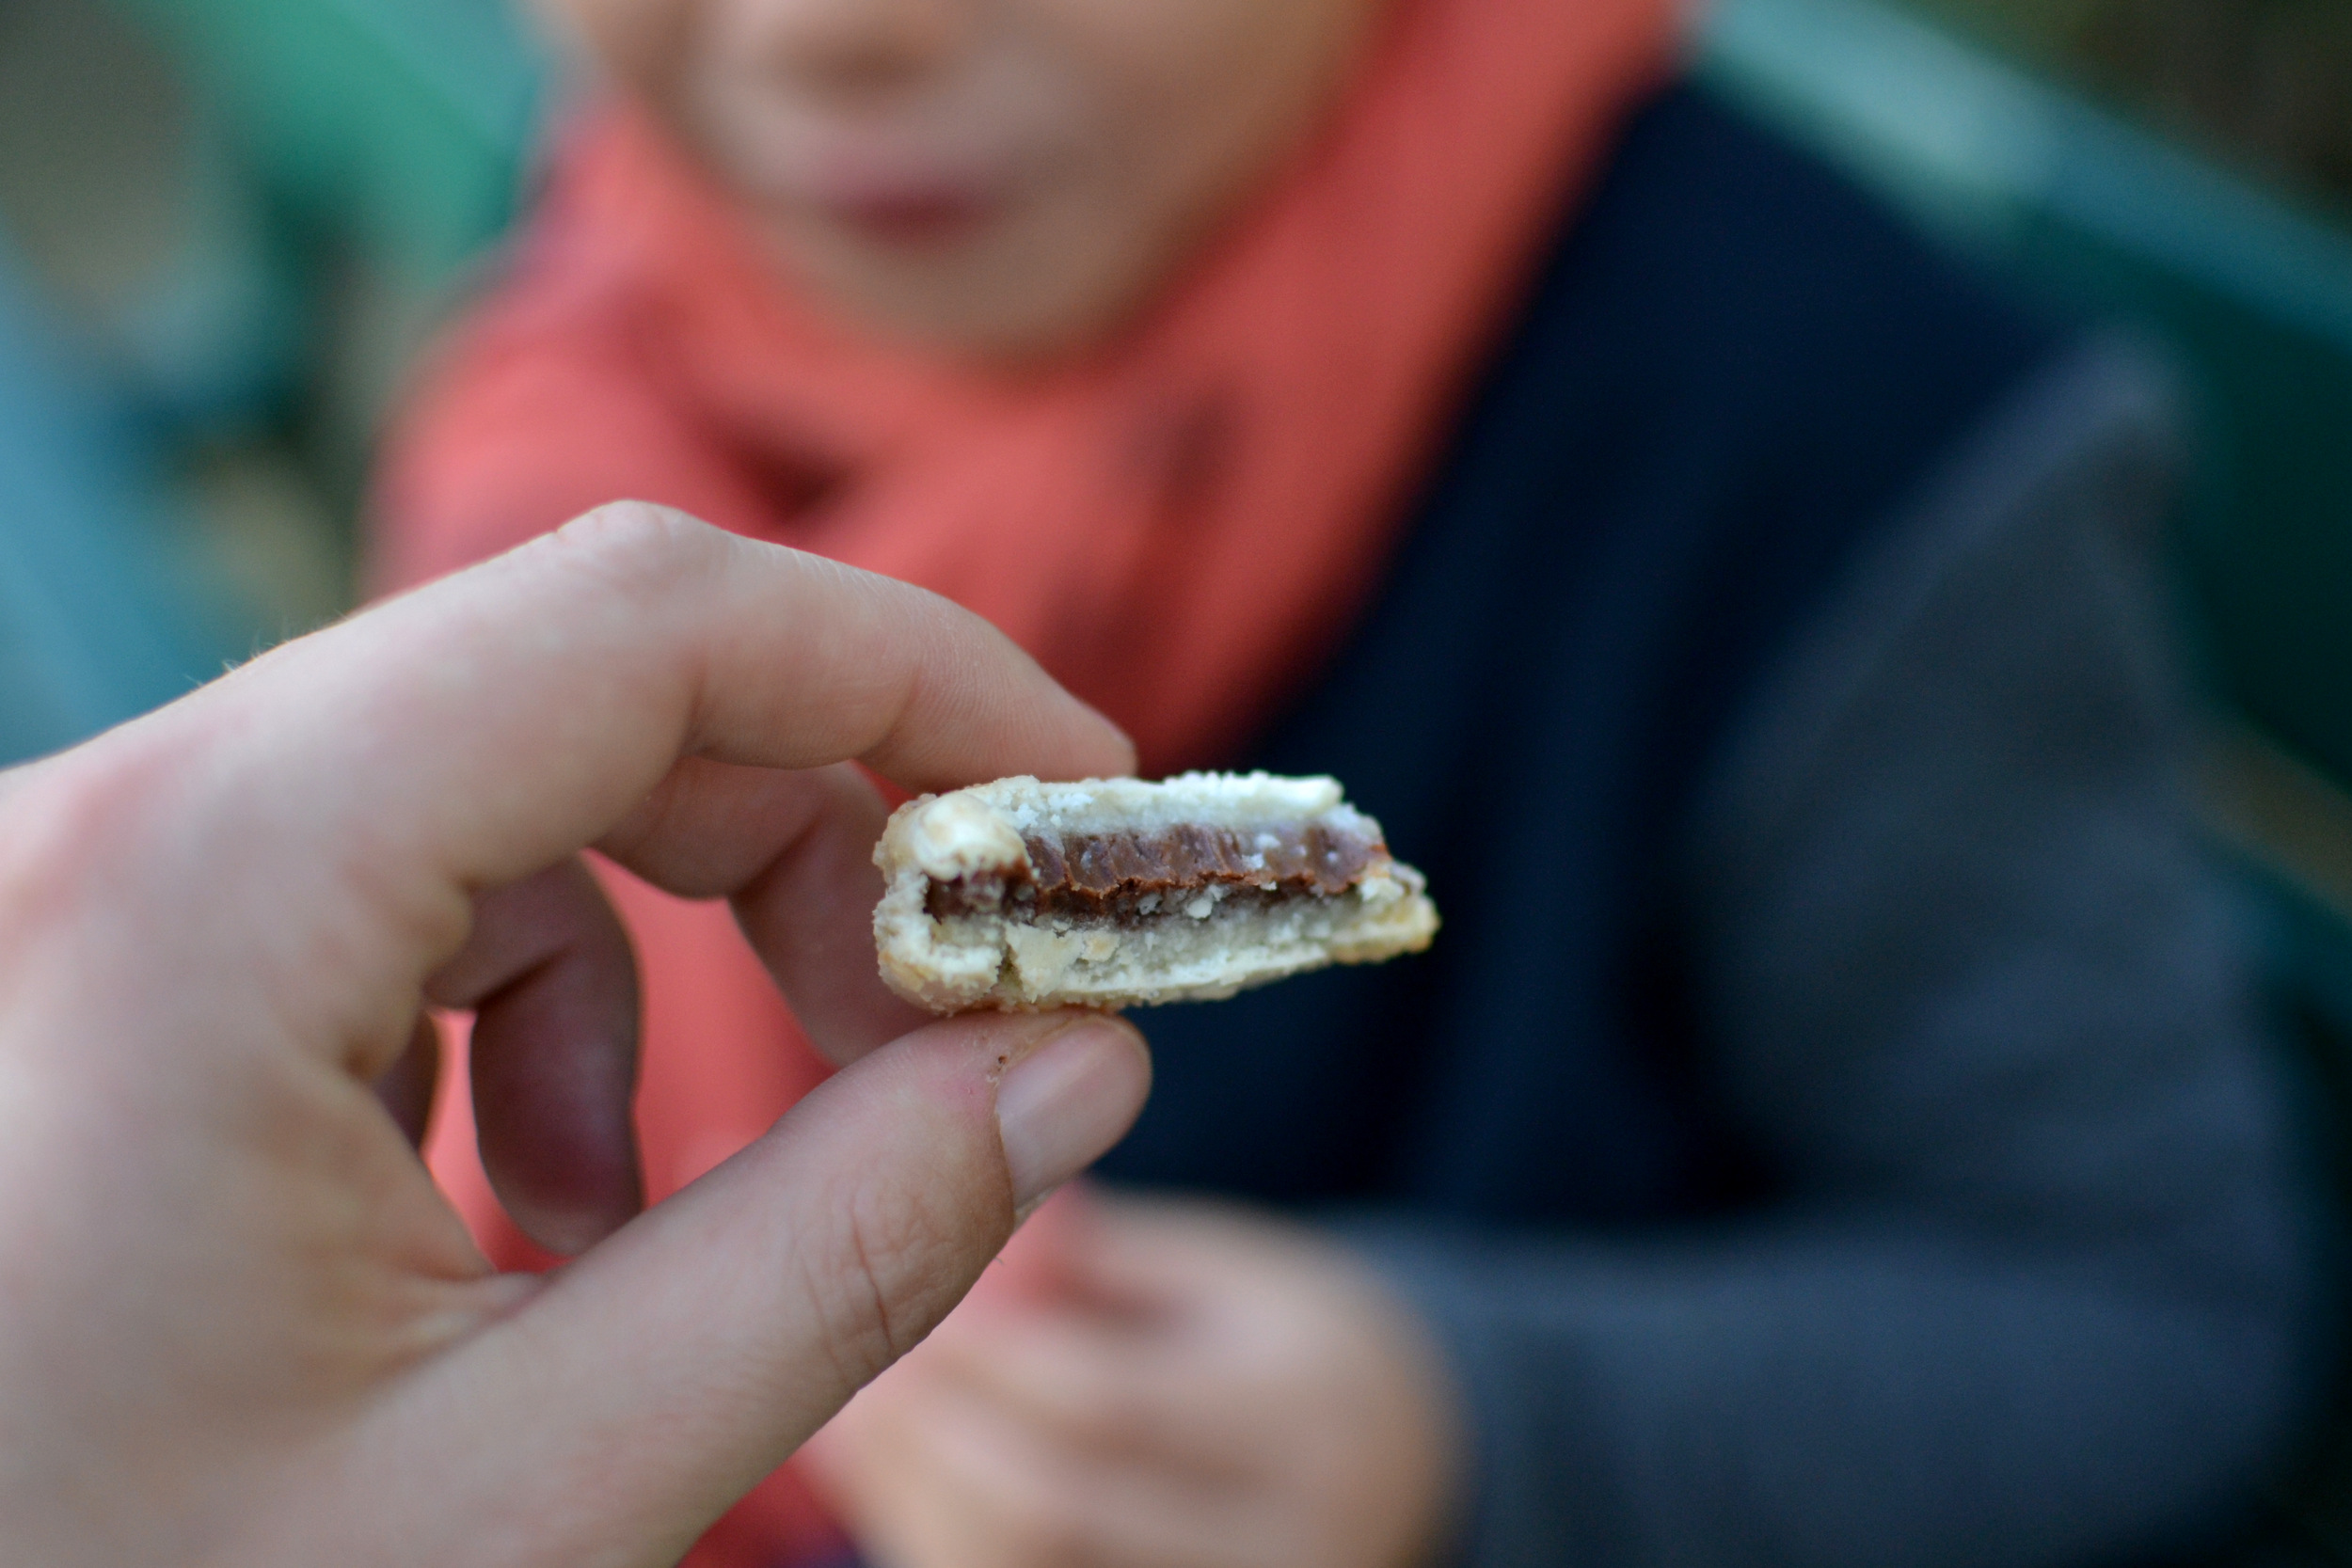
top-left (873, 773), bottom-right (1439, 1012)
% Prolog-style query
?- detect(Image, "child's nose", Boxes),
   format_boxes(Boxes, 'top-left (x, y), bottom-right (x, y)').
top-left (739, 0), bottom-right (976, 100)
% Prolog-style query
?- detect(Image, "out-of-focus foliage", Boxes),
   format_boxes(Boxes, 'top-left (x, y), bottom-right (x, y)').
top-left (1913, 0), bottom-right (2352, 215)
top-left (0, 0), bottom-right (548, 659)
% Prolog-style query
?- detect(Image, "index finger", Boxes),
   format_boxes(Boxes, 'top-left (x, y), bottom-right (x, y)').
top-left (276, 503), bottom-right (1131, 880)
top-left (54, 505), bottom-right (1132, 1057)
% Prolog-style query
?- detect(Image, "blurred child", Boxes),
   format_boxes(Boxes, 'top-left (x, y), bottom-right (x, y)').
top-left (373, 0), bottom-right (2334, 1564)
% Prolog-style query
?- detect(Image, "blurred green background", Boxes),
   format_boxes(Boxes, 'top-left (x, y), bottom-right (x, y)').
top-left (1, 0), bottom-right (2350, 936)
top-left (0, 0), bottom-right (543, 653)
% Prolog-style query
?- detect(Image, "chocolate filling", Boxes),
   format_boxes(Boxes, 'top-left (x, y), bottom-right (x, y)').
top-left (927, 822), bottom-right (1381, 927)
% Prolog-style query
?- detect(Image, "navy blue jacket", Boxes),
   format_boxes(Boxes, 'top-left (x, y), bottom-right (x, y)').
top-left (1098, 85), bottom-right (2328, 1568)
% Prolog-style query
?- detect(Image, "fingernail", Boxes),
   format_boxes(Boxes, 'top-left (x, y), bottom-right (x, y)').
top-left (994, 1019), bottom-right (1151, 1209)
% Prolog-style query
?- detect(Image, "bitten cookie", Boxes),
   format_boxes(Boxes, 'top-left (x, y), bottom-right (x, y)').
top-left (873, 773), bottom-right (1439, 1012)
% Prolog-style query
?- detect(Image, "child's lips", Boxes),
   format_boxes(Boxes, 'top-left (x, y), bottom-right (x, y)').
top-left (797, 151), bottom-right (1015, 248)
top-left (816, 182), bottom-right (1000, 247)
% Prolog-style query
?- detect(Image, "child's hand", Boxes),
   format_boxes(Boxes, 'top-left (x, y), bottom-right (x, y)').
top-left (809, 1193), bottom-right (1462, 1568)
top-left (0, 504), bottom-right (1150, 1566)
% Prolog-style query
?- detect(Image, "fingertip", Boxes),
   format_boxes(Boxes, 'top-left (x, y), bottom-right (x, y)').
top-left (472, 1018), bottom-right (646, 1257)
top-left (992, 1016), bottom-right (1152, 1212)
top-left (494, 1126), bottom-right (646, 1257)
top-left (513, 1196), bottom-right (641, 1259)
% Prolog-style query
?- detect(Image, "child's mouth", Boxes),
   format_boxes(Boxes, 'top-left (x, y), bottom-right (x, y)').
top-left (818, 185), bottom-right (999, 248)
top-left (790, 136), bottom-right (1017, 250)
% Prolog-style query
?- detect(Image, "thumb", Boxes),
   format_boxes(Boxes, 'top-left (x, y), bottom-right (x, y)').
top-left (319, 1011), bottom-right (1149, 1567)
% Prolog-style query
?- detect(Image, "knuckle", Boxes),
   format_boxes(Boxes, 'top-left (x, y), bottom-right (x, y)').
top-left (0, 746), bottom-right (168, 938)
top-left (790, 1216), bottom-right (897, 1396)
top-left (540, 500), bottom-right (724, 602)
top-left (0, 792), bottom-right (95, 944)
top-left (793, 1170), bottom-right (972, 1391)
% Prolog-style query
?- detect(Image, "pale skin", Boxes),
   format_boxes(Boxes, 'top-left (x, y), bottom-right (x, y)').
top-left (540, 0), bottom-right (1391, 358)
top-left (525, 0), bottom-right (1464, 1561)
top-left (805, 1191), bottom-right (1463, 1568)
top-left (0, 506), bottom-right (1153, 1566)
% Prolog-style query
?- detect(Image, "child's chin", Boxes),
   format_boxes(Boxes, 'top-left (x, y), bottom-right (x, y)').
top-left (775, 222), bottom-right (1136, 363)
